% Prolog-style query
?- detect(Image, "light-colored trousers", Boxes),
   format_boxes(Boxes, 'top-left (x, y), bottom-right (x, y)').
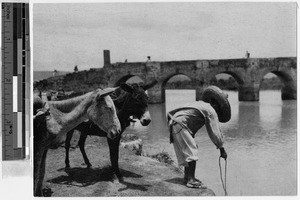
top-left (171, 123), bottom-right (199, 167)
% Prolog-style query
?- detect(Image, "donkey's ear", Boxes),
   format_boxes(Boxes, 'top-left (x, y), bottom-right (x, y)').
top-left (120, 83), bottom-right (134, 93)
top-left (141, 80), bottom-right (158, 90)
top-left (97, 87), bottom-right (118, 100)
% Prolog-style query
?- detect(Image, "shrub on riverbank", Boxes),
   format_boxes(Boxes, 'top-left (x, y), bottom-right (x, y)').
top-left (119, 133), bottom-right (175, 166)
top-left (150, 151), bottom-right (175, 165)
top-left (120, 134), bottom-right (143, 156)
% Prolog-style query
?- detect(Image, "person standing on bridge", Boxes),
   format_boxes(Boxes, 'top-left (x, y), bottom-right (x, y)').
top-left (245, 51), bottom-right (250, 58)
top-left (167, 86), bottom-right (230, 189)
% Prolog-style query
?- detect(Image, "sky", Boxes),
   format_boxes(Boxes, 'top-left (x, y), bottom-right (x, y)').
top-left (33, 2), bottom-right (297, 72)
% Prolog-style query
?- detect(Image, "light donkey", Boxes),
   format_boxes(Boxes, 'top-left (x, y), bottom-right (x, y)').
top-left (34, 88), bottom-right (121, 196)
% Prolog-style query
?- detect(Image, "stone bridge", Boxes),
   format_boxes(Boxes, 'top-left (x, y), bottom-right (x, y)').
top-left (100, 51), bottom-right (296, 103)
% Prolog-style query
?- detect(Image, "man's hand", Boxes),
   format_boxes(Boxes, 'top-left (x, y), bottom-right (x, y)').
top-left (220, 147), bottom-right (227, 160)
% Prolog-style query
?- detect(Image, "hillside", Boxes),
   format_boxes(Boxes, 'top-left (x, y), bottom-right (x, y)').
top-left (34, 71), bottom-right (70, 82)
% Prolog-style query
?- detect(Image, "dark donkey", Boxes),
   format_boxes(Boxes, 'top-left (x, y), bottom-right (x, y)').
top-left (64, 80), bottom-right (157, 181)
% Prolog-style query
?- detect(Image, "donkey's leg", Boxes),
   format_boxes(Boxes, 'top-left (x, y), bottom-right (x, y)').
top-left (78, 133), bottom-right (92, 168)
top-left (107, 135), bottom-right (123, 182)
top-left (34, 148), bottom-right (44, 196)
top-left (65, 130), bottom-right (74, 169)
top-left (40, 149), bottom-right (53, 197)
top-left (35, 148), bottom-right (48, 196)
top-left (34, 129), bottom-right (46, 197)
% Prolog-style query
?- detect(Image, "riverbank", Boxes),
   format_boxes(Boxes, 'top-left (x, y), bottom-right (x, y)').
top-left (44, 132), bottom-right (215, 197)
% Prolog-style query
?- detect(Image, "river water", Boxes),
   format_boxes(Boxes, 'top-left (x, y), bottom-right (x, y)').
top-left (123, 89), bottom-right (297, 196)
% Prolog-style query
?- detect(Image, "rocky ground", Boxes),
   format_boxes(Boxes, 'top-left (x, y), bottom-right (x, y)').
top-left (43, 132), bottom-right (215, 197)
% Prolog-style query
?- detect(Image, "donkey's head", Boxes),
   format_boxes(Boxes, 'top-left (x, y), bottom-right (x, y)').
top-left (114, 80), bottom-right (157, 126)
top-left (88, 88), bottom-right (121, 139)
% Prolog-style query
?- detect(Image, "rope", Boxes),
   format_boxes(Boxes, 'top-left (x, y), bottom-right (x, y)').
top-left (219, 156), bottom-right (228, 196)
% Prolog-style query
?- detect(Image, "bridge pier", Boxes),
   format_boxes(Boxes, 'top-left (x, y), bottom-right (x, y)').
top-left (148, 84), bottom-right (164, 104)
top-left (238, 85), bottom-right (260, 101)
top-left (281, 84), bottom-right (297, 100)
top-left (196, 86), bottom-right (206, 101)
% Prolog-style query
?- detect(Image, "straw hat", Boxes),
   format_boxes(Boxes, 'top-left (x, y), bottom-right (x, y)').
top-left (202, 86), bottom-right (231, 123)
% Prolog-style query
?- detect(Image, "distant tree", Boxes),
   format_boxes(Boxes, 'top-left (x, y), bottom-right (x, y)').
top-left (210, 77), bottom-right (218, 85)
top-left (228, 77), bottom-right (235, 82)
top-left (219, 79), bottom-right (226, 86)
top-left (34, 79), bottom-right (49, 90)
top-left (41, 79), bottom-right (49, 88)
top-left (33, 81), bottom-right (38, 89)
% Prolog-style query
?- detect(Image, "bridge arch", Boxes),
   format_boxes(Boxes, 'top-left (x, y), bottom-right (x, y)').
top-left (192, 70), bottom-right (245, 101)
top-left (211, 72), bottom-right (240, 89)
top-left (208, 71), bottom-right (244, 90)
top-left (216, 71), bottom-right (244, 86)
top-left (161, 73), bottom-right (194, 90)
top-left (160, 73), bottom-right (195, 102)
top-left (260, 70), bottom-right (296, 100)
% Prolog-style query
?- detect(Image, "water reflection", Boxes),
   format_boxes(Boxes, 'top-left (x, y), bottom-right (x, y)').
top-left (147, 103), bottom-right (169, 140)
top-left (281, 100), bottom-right (297, 130)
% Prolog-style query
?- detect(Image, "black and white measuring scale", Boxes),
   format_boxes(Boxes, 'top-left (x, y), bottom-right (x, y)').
top-left (2, 3), bottom-right (30, 160)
